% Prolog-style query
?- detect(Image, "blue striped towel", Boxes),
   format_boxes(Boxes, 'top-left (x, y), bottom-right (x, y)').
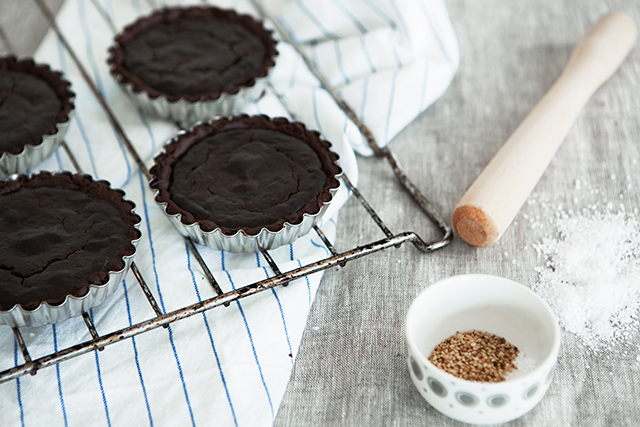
top-left (0, 0), bottom-right (458, 426)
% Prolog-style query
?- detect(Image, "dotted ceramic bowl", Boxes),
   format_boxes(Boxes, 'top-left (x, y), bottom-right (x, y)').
top-left (405, 274), bottom-right (561, 425)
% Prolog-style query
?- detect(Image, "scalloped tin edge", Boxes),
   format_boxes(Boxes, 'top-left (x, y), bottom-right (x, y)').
top-left (0, 185), bottom-right (141, 328)
top-left (0, 108), bottom-right (75, 180)
top-left (0, 229), bottom-right (140, 328)
top-left (115, 69), bottom-right (269, 129)
top-left (151, 183), bottom-right (340, 253)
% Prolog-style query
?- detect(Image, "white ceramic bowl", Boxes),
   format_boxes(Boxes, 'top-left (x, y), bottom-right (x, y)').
top-left (405, 274), bottom-right (561, 425)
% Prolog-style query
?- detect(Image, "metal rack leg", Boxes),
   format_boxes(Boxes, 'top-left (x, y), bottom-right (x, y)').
top-left (11, 328), bottom-right (32, 367)
top-left (131, 262), bottom-right (164, 318)
top-left (81, 312), bottom-right (104, 351)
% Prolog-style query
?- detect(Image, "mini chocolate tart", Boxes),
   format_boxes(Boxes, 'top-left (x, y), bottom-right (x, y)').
top-left (150, 115), bottom-right (341, 252)
top-left (108, 6), bottom-right (278, 126)
top-left (0, 56), bottom-right (75, 178)
top-left (0, 172), bottom-right (141, 327)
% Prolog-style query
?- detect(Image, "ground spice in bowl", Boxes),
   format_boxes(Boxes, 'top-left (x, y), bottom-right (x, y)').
top-left (428, 330), bottom-right (519, 382)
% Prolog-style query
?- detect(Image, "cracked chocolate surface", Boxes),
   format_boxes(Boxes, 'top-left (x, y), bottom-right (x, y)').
top-left (0, 70), bottom-right (61, 154)
top-left (150, 115), bottom-right (341, 236)
top-left (110, 6), bottom-right (277, 101)
top-left (0, 174), bottom-right (140, 310)
top-left (170, 128), bottom-right (326, 232)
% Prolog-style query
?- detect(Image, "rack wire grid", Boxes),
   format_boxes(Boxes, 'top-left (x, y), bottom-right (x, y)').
top-left (0, 0), bottom-right (453, 384)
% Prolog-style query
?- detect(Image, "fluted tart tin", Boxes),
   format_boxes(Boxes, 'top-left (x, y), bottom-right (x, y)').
top-left (149, 115), bottom-right (342, 253)
top-left (107, 6), bottom-right (278, 127)
top-left (0, 56), bottom-right (75, 179)
top-left (0, 172), bottom-right (142, 327)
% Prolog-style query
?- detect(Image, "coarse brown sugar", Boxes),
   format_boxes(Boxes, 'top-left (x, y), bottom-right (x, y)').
top-left (428, 330), bottom-right (519, 382)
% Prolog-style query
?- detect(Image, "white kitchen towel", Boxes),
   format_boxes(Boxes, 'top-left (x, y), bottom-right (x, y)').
top-left (0, 0), bottom-right (458, 426)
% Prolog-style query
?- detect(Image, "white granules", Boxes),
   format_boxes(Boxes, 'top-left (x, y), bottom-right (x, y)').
top-left (505, 352), bottom-right (538, 380)
top-left (533, 209), bottom-right (640, 351)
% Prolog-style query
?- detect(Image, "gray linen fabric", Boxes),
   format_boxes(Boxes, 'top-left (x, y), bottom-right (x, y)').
top-left (275, 0), bottom-right (640, 426)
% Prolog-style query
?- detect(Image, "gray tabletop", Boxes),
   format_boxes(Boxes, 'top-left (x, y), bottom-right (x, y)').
top-left (276, 0), bottom-right (640, 426)
top-left (3, 0), bottom-right (640, 426)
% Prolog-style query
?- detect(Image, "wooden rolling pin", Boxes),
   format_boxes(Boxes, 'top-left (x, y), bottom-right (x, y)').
top-left (452, 12), bottom-right (637, 247)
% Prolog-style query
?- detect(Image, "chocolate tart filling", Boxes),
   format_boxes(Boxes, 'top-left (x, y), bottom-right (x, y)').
top-left (0, 56), bottom-right (74, 156)
top-left (0, 172), bottom-right (141, 311)
top-left (107, 6), bottom-right (278, 103)
top-left (150, 115), bottom-right (341, 237)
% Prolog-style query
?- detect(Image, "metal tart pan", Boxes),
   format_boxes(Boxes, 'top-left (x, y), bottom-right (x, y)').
top-left (107, 6), bottom-right (278, 128)
top-left (0, 109), bottom-right (74, 180)
top-left (149, 116), bottom-right (342, 253)
top-left (0, 173), bottom-right (141, 327)
top-left (118, 78), bottom-right (268, 129)
top-left (152, 183), bottom-right (339, 253)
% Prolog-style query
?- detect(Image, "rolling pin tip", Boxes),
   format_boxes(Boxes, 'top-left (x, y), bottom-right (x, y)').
top-left (452, 205), bottom-right (500, 247)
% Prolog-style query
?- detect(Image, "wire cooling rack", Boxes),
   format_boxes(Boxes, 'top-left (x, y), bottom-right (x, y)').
top-left (0, 0), bottom-right (453, 384)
